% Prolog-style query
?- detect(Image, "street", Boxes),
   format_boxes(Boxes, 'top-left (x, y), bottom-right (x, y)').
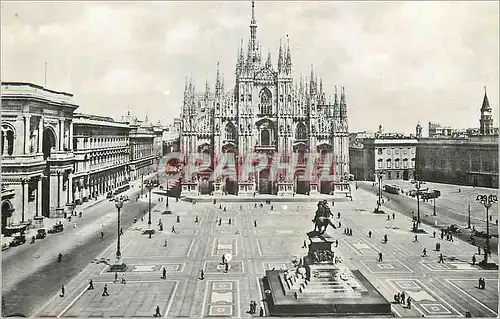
top-left (2, 176), bottom-right (158, 317)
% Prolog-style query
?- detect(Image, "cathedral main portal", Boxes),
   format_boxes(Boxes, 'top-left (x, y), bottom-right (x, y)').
top-left (258, 168), bottom-right (273, 195)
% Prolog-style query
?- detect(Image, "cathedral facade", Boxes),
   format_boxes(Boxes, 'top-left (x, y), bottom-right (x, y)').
top-left (180, 1), bottom-right (350, 196)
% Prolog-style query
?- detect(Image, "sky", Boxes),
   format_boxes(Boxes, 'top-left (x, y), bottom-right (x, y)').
top-left (1, 1), bottom-right (498, 135)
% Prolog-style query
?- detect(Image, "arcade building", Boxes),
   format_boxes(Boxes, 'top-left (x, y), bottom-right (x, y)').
top-left (180, 1), bottom-right (350, 196)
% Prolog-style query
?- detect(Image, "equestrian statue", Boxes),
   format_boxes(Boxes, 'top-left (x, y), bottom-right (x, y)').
top-left (312, 200), bottom-right (337, 235)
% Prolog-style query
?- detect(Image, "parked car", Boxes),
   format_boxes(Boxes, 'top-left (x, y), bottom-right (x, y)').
top-left (48, 223), bottom-right (64, 234)
top-left (107, 191), bottom-right (113, 199)
top-left (10, 235), bottom-right (26, 247)
top-left (36, 228), bottom-right (47, 239)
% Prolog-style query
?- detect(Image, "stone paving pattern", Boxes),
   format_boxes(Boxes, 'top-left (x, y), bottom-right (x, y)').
top-left (35, 186), bottom-right (498, 318)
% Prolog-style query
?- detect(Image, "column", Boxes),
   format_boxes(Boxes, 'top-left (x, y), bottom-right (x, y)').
top-left (67, 171), bottom-right (73, 204)
top-left (36, 177), bottom-right (42, 217)
top-left (58, 119), bottom-right (63, 151)
top-left (24, 115), bottom-right (31, 154)
top-left (57, 171), bottom-right (62, 207)
top-left (38, 116), bottom-right (44, 153)
top-left (22, 179), bottom-right (28, 222)
top-left (68, 120), bottom-right (73, 151)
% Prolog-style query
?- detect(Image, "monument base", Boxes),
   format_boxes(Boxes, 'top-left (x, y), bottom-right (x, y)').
top-left (108, 262), bottom-right (127, 272)
top-left (478, 261), bottom-right (499, 270)
top-left (264, 269), bottom-right (392, 317)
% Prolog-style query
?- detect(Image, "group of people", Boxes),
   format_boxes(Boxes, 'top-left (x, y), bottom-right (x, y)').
top-left (248, 300), bottom-right (264, 316)
top-left (393, 292), bottom-right (412, 309)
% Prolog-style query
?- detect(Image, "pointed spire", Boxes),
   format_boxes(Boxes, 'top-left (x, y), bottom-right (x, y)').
top-left (340, 86), bottom-right (347, 119)
top-left (482, 85), bottom-right (491, 111)
top-left (278, 39), bottom-right (284, 71)
top-left (184, 77), bottom-right (188, 91)
top-left (265, 50), bottom-right (272, 69)
top-left (319, 77), bottom-right (323, 95)
top-left (251, 0), bottom-right (257, 25)
top-left (215, 62), bottom-right (221, 95)
top-left (221, 74), bottom-right (225, 93)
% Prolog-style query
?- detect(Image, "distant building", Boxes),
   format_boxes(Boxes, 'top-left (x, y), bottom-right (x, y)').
top-left (350, 126), bottom-right (418, 181)
top-left (416, 88), bottom-right (498, 188)
top-left (162, 122), bottom-right (180, 154)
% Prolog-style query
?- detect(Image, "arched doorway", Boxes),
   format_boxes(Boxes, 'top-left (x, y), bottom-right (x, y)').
top-left (42, 128), bottom-right (56, 217)
top-left (259, 168), bottom-right (272, 194)
top-left (295, 170), bottom-right (309, 195)
top-left (199, 178), bottom-right (211, 195)
top-left (2, 201), bottom-right (14, 235)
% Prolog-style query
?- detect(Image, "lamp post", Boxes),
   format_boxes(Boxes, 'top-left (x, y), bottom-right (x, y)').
top-left (146, 182), bottom-right (153, 230)
top-left (433, 197), bottom-right (436, 216)
top-left (476, 194), bottom-right (497, 265)
top-left (467, 199), bottom-right (471, 229)
top-left (141, 174), bottom-right (144, 196)
top-left (411, 176), bottom-right (425, 232)
top-left (374, 171), bottom-right (384, 214)
top-left (110, 197), bottom-right (126, 272)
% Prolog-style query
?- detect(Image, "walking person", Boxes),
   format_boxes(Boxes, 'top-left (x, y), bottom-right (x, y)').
top-left (254, 220), bottom-right (257, 227)
top-left (301, 240), bottom-right (307, 248)
top-left (392, 212), bottom-right (395, 219)
top-left (433, 231), bottom-right (436, 238)
top-left (102, 284), bottom-right (109, 296)
top-left (228, 218), bottom-right (232, 225)
top-left (378, 252), bottom-right (383, 262)
top-left (88, 279), bottom-right (94, 290)
top-left (338, 221), bottom-right (341, 228)
top-left (383, 234), bottom-right (388, 243)
top-left (121, 274), bottom-right (126, 284)
top-left (368, 230), bottom-right (372, 238)
top-left (154, 305), bottom-right (161, 317)
top-left (335, 239), bottom-right (339, 247)
top-left (438, 253), bottom-right (445, 263)
top-left (200, 269), bottom-right (205, 280)
top-left (60, 285), bottom-right (65, 297)
top-left (259, 306), bottom-right (264, 317)
top-left (406, 297), bottom-right (412, 309)
top-left (171, 225), bottom-right (176, 233)
top-left (472, 254), bottom-right (476, 266)
top-left (222, 255), bottom-right (226, 265)
top-left (413, 235), bottom-right (418, 243)
top-left (114, 272), bottom-right (118, 283)
top-left (224, 262), bottom-right (229, 273)
top-left (401, 292), bottom-right (406, 305)
top-left (162, 267), bottom-right (167, 279)
top-left (101, 231), bottom-right (104, 239)
top-left (164, 239), bottom-right (168, 247)
top-left (422, 248), bottom-right (427, 257)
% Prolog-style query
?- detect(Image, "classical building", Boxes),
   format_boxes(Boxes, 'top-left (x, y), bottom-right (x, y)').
top-left (416, 89), bottom-right (498, 188)
top-left (121, 112), bottom-right (157, 181)
top-left (180, 1), bottom-right (350, 196)
top-left (1, 82), bottom-right (77, 233)
top-left (1, 82), bottom-right (166, 235)
top-left (349, 128), bottom-right (418, 181)
top-left (163, 121), bottom-right (180, 154)
top-left (72, 113), bottom-right (131, 203)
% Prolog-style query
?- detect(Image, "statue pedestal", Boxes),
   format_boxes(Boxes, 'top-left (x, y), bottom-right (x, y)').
top-left (307, 231), bottom-right (335, 256)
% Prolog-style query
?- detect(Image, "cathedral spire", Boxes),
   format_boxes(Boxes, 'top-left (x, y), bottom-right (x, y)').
top-left (278, 39), bottom-right (284, 72)
top-left (215, 62), bottom-right (221, 95)
top-left (340, 86), bottom-right (347, 119)
top-left (285, 35), bottom-right (292, 74)
top-left (481, 85), bottom-right (491, 111)
top-left (249, 1), bottom-right (258, 54)
top-left (333, 85), bottom-right (340, 118)
top-left (265, 50), bottom-right (272, 69)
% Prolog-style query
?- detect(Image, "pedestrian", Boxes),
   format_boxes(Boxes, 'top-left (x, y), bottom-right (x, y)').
top-left (450, 234), bottom-right (454, 242)
top-left (254, 220), bottom-right (257, 228)
top-left (387, 214), bottom-right (390, 221)
top-left (413, 235), bottom-right (418, 243)
top-left (60, 285), bottom-right (65, 297)
top-left (259, 306), bottom-right (264, 317)
top-left (102, 284), bottom-right (109, 296)
top-left (229, 218), bottom-right (232, 225)
top-left (200, 269), bottom-right (205, 280)
top-left (422, 248), bottom-right (427, 257)
top-left (406, 297), bottom-right (411, 309)
top-left (392, 213), bottom-right (395, 219)
top-left (378, 252), bottom-right (383, 262)
top-left (176, 216), bottom-right (180, 223)
top-left (335, 239), bottom-right (339, 247)
top-left (195, 216), bottom-right (199, 223)
top-left (396, 292), bottom-right (401, 303)
top-left (120, 228), bottom-right (123, 236)
top-left (219, 204), bottom-right (222, 209)
top-left (438, 253), bottom-right (444, 263)
top-left (162, 267), bottom-right (167, 279)
top-left (368, 231), bottom-right (372, 238)
top-left (222, 254), bottom-right (226, 264)
top-left (171, 225), bottom-right (176, 233)
top-left (338, 221), bottom-right (341, 228)
top-left (73, 222), bottom-right (77, 228)
top-left (114, 272), bottom-right (118, 283)
top-left (218, 219), bottom-right (222, 226)
top-left (154, 305), bottom-right (161, 317)
top-left (79, 211), bottom-right (82, 218)
top-left (248, 302), bottom-right (254, 314)
top-left (384, 234), bottom-right (388, 243)
top-left (88, 279), bottom-right (94, 290)
top-left (302, 240), bottom-right (307, 248)
top-left (271, 205), bottom-right (274, 210)
top-left (224, 262), bottom-right (229, 273)
top-left (401, 292), bottom-right (406, 305)
top-left (478, 246), bottom-right (481, 255)
top-left (121, 274), bottom-right (126, 284)
top-left (164, 239), bottom-right (168, 247)
top-left (101, 231), bottom-right (104, 239)
top-left (433, 231), bottom-right (436, 238)
top-left (472, 254), bottom-right (476, 266)
top-left (349, 228), bottom-right (352, 236)
top-left (337, 212), bottom-right (341, 219)
top-left (223, 206), bottom-right (226, 212)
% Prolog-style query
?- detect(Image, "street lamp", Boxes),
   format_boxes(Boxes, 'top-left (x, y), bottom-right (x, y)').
top-left (433, 197), bottom-right (437, 216)
top-left (476, 194), bottom-right (498, 265)
top-left (467, 199), bottom-right (471, 229)
top-left (374, 171), bottom-right (384, 214)
top-left (110, 197), bottom-right (126, 272)
top-left (145, 181), bottom-right (154, 233)
top-left (411, 176), bottom-right (425, 232)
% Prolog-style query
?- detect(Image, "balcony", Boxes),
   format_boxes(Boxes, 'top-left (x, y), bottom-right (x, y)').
top-left (1, 153), bottom-right (46, 166)
top-left (48, 150), bottom-right (74, 161)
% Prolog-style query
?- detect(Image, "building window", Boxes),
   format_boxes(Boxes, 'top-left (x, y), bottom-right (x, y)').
top-left (295, 123), bottom-right (307, 140)
top-left (403, 148), bottom-right (408, 155)
top-left (378, 159), bottom-right (383, 168)
top-left (280, 95), bottom-right (284, 102)
top-left (259, 88), bottom-right (272, 115)
top-left (288, 95), bottom-right (292, 102)
top-left (403, 159), bottom-right (408, 168)
top-left (261, 129), bottom-right (270, 146)
top-left (440, 160), bottom-right (446, 169)
top-left (386, 159), bottom-right (391, 168)
top-left (240, 94), bottom-right (244, 102)
top-left (396, 171), bottom-right (400, 179)
top-left (248, 94), bottom-right (252, 102)
top-left (225, 123), bottom-right (236, 140)
top-left (395, 159), bottom-right (400, 168)
top-left (472, 161), bottom-right (479, 171)
top-left (377, 148), bottom-right (383, 155)
top-left (411, 158), bottom-right (415, 168)
top-left (387, 148), bottom-right (391, 155)
top-left (450, 161), bottom-right (456, 171)
top-left (395, 148), bottom-right (399, 155)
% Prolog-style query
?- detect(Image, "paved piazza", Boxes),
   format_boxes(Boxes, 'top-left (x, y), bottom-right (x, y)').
top-left (34, 188), bottom-right (498, 318)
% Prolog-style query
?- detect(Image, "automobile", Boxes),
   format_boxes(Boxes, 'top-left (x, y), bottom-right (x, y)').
top-left (10, 235), bottom-right (26, 247)
top-left (447, 224), bottom-right (461, 234)
top-left (48, 223), bottom-right (64, 234)
top-left (106, 191), bottom-right (113, 199)
top-left (36, 228), bottom-right (47, 239)
top-left (121, 195), bottom-right (129, 202)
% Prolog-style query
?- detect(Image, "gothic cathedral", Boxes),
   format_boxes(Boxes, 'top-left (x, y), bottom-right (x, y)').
top-left (180, 1), bottom-right (350, 196)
